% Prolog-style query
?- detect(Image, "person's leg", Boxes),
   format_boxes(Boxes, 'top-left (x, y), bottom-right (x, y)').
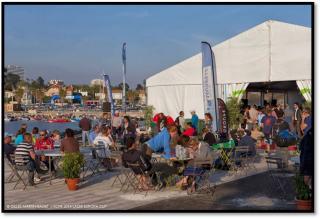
top-left (82, 131), bottom-right (86, 146)
top-left (26, 161), bottom-right (36, 185)
top-left (85, 131), bottom-right (90, 146)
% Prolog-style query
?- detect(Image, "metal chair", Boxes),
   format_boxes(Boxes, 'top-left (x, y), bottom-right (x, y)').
top-left (184, 159), bottom-right (217, 198)
top-left (123, 162), bottom-right (154, 196)
top-left (265, 156), bottom-right (289, 198)
top-left (8, 154), bottom-right (29, 190)
top-left (228, 146), bottom-right (249, 176)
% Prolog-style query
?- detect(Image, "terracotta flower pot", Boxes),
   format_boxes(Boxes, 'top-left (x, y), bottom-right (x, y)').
top-left (66, 178), bottom-right (80, 191)
top-left (295, 198), bottom-right (312, 210)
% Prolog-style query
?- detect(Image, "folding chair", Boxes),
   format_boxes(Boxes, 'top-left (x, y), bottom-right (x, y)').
top-left (183, 159), bottom-right (217, 198)
top-left (5, 155), bottom-right (16, 183)
top-left (228, 146), bottom-right (249, 176)
top-left (265, 156), bottom-right (289, 199)
top-left (8, 154), bottom-right (29, 190)
top-left (111, 165), bottom-right (132, 191)
top-left (122, 162), bottom-right (154, 196)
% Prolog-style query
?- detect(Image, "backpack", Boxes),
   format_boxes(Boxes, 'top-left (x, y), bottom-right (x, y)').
top-left (274, 130), bottom-right (298, 147)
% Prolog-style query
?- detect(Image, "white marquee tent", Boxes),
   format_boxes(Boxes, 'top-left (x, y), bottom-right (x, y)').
top-left (146, 20), bottom-right (311, 119)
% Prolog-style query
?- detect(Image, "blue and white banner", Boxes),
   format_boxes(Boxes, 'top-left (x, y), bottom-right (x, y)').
top-left (201, 41), bottom-right (219, 133)
top-left (103, 74), bottom-right (115, 116)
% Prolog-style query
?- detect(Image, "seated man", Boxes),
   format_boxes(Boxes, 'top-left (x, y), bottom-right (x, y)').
top-left (89, 125), bottom-right (100, 145)
top-left (35, 130), bottom-right (54, 150)
top-left (4, 133), bottom-right (16, 164)
top-left (238, 130), bottom-right (257, 156)
top-left (122, 137), bottom-right (152, 190)
top-left (142, 125), bottom-right (178, 160)
top-left (35, 130), bottom-right (55, 172)
top-left (14, 133), bottom-right (41, 186)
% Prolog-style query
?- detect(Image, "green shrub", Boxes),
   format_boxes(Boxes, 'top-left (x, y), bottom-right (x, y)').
top-left (144, 105), bottom-right (155, 130)
top-left (62, 152), bottom-right (85, 179)
top-left (295, 173), bottom-right (311, 200)
top-left (226, 97), bottom-right (243, 130)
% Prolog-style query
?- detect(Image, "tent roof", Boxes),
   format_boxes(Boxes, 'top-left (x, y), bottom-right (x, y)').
top-left (146, 20), bottom-right (311, 87)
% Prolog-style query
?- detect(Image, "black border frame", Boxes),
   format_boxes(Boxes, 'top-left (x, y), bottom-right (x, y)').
top-left (1, 1), bottom-right (315, 213)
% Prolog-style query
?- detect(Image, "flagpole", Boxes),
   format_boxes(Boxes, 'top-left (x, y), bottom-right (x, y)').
top-left (122, 42), bottom-right (126, 113)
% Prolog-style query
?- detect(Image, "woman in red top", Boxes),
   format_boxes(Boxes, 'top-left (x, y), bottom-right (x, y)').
top-left (35, 130), bottom-right (54, 150)
top-left (183, 122), bottom-right (196, 137)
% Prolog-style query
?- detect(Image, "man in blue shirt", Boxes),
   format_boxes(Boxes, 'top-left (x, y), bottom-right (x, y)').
top-left (142, 126), bottom-right (178, 160)
top-left (191, 111), bottom-right (199, 131)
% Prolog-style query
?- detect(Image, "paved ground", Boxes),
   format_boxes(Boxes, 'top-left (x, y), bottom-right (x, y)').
top-left (3, 151), bottom-right (299, 211)
top-left (132, 171), bottom-right (297, 211)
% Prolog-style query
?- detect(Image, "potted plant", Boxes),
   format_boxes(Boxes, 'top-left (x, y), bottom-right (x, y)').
top-left (295, 173), bottom-right (312, 210)
top-left (62, 152), bottom-right (85, 191)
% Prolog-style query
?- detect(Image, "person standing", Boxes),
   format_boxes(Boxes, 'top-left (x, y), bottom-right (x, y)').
top-left (284, 104), bottom-right (294, 130)
top-left (191, 111), bottom-right (199, 132)
top-left (175, 111), bottom-right (185, 134)
top-left (293, 103), bottom-right (302, 138)
top-left (299, 128), bottom-right (313, 189)
top-left (112, 111), bottom-right (123, 139)
top-left (260, 109), bottom-right (276, 144)
top-left (79, 114), bottom-right (92, 146)
top-left (204, 113), bottom-right (213, 132)
top-left (248, 105), bottom-right (259, 131)
top-left (301, 107), bottom-right (312, 136)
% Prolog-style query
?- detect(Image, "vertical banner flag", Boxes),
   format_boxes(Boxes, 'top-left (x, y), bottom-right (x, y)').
top-left (201, 41), bottom-right (219, 133)
top-left (218, 98), bottom-right (229, 140)
top-left (122, 42), bottom-right (127, 112)
top-left (103, 74), bottom-right (115, 116)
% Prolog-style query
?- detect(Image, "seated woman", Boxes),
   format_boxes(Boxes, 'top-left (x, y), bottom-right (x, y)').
top-left (182, 122), bottom-right (196, 137)
top-left (122, 137), bottom-right (152, 190)
top-left (93, 126), bottom-right (118, 168)
top-left (50, 130), bottom-right (61, 148)
top-left (202, 128), bottom-right (217, 146)
top-left (60, 128), bottom-right (79, 153)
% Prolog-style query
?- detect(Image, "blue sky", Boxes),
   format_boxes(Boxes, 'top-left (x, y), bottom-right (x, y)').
top-left (4, 4), bottom-right (311, 88)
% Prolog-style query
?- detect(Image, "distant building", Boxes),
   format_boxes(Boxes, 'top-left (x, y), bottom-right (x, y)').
top-left (66, 85), bottom-right (74, 96)
top-left (45, 84), bottom-right (60, 96)
top-left (90, 79), bottom-right (104, 87)
top-left (5, 91), bottom-right (14, 99)
top-left (48, 79), bottom-right (64, 86)
top-left (138, 90), bottom-right (146, 105)
top-left (78, 91), bottom-right (88, 97)
top-left (5, 65), bottom-right (25, 80)
top-left (112, 88), bottom-right (122, 101)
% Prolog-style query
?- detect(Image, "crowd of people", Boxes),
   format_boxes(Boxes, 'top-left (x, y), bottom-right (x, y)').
top-left (4, 101), bottom-right (312, 191)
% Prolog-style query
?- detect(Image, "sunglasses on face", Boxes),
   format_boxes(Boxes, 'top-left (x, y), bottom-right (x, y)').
top-left (40, 134), bottom-right (46, 136)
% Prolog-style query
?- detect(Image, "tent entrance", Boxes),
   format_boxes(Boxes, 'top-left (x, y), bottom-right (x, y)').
top-left (243, 80), bottom-right (304, 107)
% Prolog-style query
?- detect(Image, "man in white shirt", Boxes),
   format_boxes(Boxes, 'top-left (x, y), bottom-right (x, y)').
top-left (112, 111), bottom-right (123, 139)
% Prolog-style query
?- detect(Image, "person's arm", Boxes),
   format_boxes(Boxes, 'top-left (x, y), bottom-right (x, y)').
top-left (60, 140), bottom-right (65, 153)
top-left (29, 149), bottom-right (36, 160)
top-left (300, 116), bottom-right (307, 134)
